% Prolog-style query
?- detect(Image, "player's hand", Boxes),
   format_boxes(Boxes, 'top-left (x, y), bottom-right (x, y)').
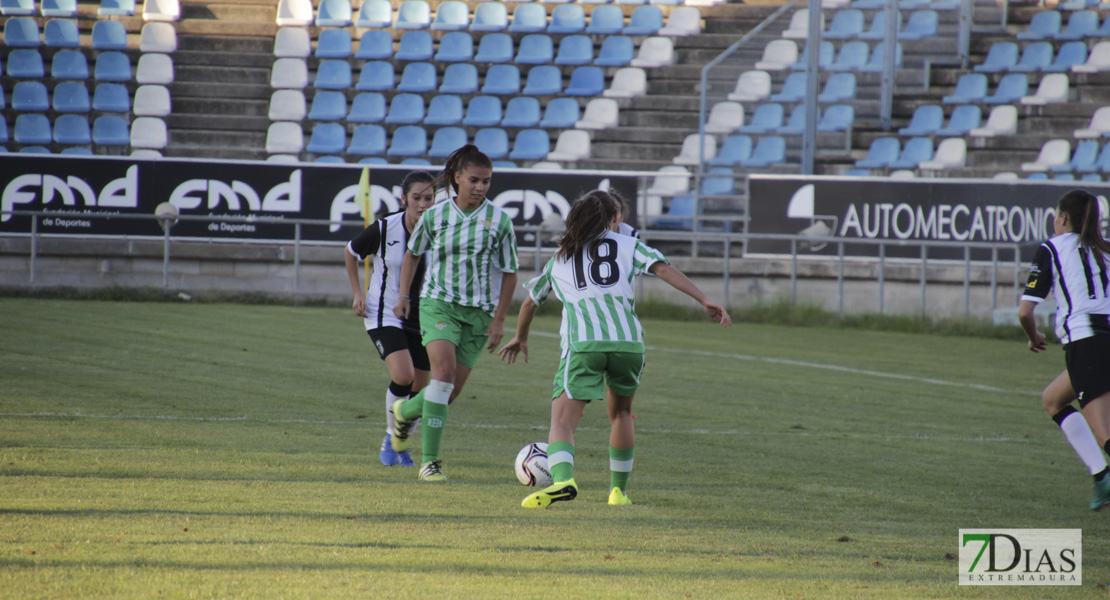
top-left (704, 301), bottom-right (732, 327)
top-left (498, 337), bottom-right (528, 364)
top-left (485, 319), bottom-right (505, 352)
top-left (1028, 332), bottom-right (1047, 353)
top-left (352, 293), bottom-right (368, 318)
top-left (393, 297), bottom-right (410, 320)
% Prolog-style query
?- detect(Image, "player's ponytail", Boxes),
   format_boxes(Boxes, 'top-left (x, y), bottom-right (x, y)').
top-left (437, 145), bottom-right (493, 196)
top-left (557, 190), bottom-right (621, 261)
top-left (1058, 189), bottom-right (1110, 265)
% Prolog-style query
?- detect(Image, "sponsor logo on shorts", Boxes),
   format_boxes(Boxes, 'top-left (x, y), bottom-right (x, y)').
top-left (374, 340), bottom-right (385, 356)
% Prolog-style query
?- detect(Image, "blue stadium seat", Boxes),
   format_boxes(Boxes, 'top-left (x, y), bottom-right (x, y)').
top-left (473, 127), bottom-right (509, 158)
top-left (387, 125), bottom-right (427, 156)
top-left (594, 36), bottom-right (633, 67)
top-left (400, 158), bottom-right (432, 166)
top-left (1, 0), bottom-right (35, 14)
top-left (435, 31), bottom-right (474, 62)
top-left (855, 137), bottom-right (900, 168)
top-left (385, 93), bottom-right (426, 124)
top-left (6, 50), bottom-right (43, 78)
top-left (95, 52), bottom-right (131, 82)
top-left (824, 9), bottom-right (864, 40)
top-left (315, 156), bottom-right (346, 164)
top-left (464, 96), bottom-right (503, 126)
top-left (0, 88), bottom-right (5, 110)
top-left (492, 160), bottom-right (516, 169)
top-left (935, 105), bottom-right (980, 136)
top-left (61, 147), bottom-right (93, 155)
top-left (565, 66), bottom-right (603, 96)
top-left (474, 32), bottom-right (512, 63)
top-left (314, 60), bottom-right (352, 89)
top-left (828, 41), bottom-right (869, 72)
top-left (315, 0), bottom-right (352, 27)
top-left (356, 61), bottom-right (394, 91)
top-left (51, 50), bottom-right (88, 79)
top-left (983, 73), bottom-right (1027, 104)
top-left (858, 9), bottom-right (896, 41)
top-left (792, 40), bottom-right (833, 71)
top-left (425, 94), bottom-right (463, 125)
top-left (817, 104), bottom-right (854, 132)
top-left (942, 73), bottom-right (987, 104)
top-left (98, 0), bottom-right (135, 17)
top-left (359, 158), bottom-right (388, 165)
top-left (356, 0), bottom-right (391, 27)
top-left (700, 168), bottom-right (734, 196)
top-left (818, 73), bottom-right (856, 103)
top-left (623, 5), bottom-right (662, 35)
top-left (509, 3), bottom-right (547, 33)
top-left (12, 82), bottom-right (49, 112)
top-left (770, 72), bottom-right (806, 103)
top-left (15, 114), bottom-right (52, 145)
top-left (395, 31), bottom-right (433, 61)
top-left (1079, 143), bottom-right (1110, 173)
top-left (431, 0), bottom-right (469, 31)
top-left (587, 5), bottom-right (624, 35)
top-left (470, 2), bottom-right (507, 32)
top-left (1012, 42), bottom-right (1053, 73)
top-left (974, 42), bottom-right (1018, 73)
top-left (651, 196), bottom-right (694, 230)
top-left (92, 83), bottom-right (130, 113)
top-left (1053, 139), bottom-right (1100, 172)
top-left (899, 104), bottom-right (943, 136)
top-left (501, 97), bottom-right (541, 127)
top-left (92, 115), bottom-right (130, 146)
top-left (516, 34), bottom-right (554, 64)
top-left (52, 81), bottom-right (90, 113)
top-left (548, 3), bottom-right (585, 34)
top-left (439, 62), bottom-right (478, 94)
top-left (92, 20), bottom-right (128, 50)
top-left (44, 18), bottom-right (79, 47)
top-left (306, 123), bottom-right (346, 154)
top-left (555, 35), bottom-right (593, 66)
top-left (899, 10), bottom-right (937, 40)
top-left (356, 30), bottom-right (393, 60)
top-left (394, 0), bottom-right (431, 30)
top-left (348, 92), bottom-right (386, 123)
top-left (1045, 41), bottom-right (1088, 73)
top-left (53, 114), bottom-right (91, 145)
top-left (509, 129), bottom-right (550, 161)
top-left (428, 126), bottom-right (467, 157)
top-left (308, 91), bottom-right (346, 121)
top-left (708, 135), bottom-right (753, 167)
top-left (347, 125), bottom-right (387, 155)
top-left (1018, 10), bottom-right (1060, 41)
top-left (4, 17), bottom-right (39, 47)
top-left (777, 105), bottom-right (807, 136)
top-left (315, 29), bottom-right (352, 58)
top-left (523, 66), bottom-right (562, 96)
top-left (539, 97), bottom-right (580, 128)
top-left (482, 64), bottom-right (521, 95)
top-left (739, 103), bottom-right (784, 134)
top-left (858, 42), bottom-right (902, 73)
top-left (1055, 9), bottom-right (1098, 41)
top-left (890, 137), bottom-right (933, 168)
top-left (396, 62), bottom-right (436, 93)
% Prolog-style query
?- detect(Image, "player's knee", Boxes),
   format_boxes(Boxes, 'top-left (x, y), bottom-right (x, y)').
top-left (1043, 388), bottom-right (1070, 414)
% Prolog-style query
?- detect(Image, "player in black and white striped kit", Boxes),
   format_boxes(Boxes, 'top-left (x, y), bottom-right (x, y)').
top-left (344, 171), bottom-right (435, 467)
top-left (1019, 189), bottom-right (1110, 511)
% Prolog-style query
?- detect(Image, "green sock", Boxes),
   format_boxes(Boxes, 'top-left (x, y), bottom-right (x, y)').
top-left (399, 390), bottom-right (424, 421)
top-left (418, 380), bottom-right (454, 463)
top-left (610, 446), bottom-right (634, 492)
top-left (547, 441), bottom-right (575, 483)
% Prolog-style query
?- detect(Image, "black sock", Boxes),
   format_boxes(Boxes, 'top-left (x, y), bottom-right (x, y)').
top-left (389, 381), bottom-right (412, 398)
top-left (1097, 468), bottom-right (1109, 482)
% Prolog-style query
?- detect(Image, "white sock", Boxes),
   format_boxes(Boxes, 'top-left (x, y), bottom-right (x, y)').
top-left (1059, 411), bottom-right (1108, 475)
top-left (385, 388), bottom-right (405, 436)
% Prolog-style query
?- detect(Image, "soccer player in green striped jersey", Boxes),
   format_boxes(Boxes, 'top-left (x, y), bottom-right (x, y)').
top-left (391, 145), bottom-right (519, 482)
top-left (499, 190), bottom-right (731, 508)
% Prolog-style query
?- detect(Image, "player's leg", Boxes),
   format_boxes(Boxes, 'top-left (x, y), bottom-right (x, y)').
top-left (391, 301), bottom-right (459, 460)
top-left (1065, 337), bottom-right (1110, 511)
top-left (1044, 370), bottom-right (1106, 474)
top-left (381, 350), bottom-right (415, 466)
top-left (395, 332), bottom-right (431, 467)
top-left (606, 352), bottom-right (644, 506)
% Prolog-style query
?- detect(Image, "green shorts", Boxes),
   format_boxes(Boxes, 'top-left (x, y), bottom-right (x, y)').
top-left (419, 298), bottom-right (493, 369)
top-left (551, 350), bottom-right (645, 402)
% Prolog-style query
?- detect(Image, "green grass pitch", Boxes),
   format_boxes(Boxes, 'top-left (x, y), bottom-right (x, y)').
top-left (2, 298), bottom-right (1108, 599)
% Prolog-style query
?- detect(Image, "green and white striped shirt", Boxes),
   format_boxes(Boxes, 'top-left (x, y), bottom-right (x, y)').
top-left (408, 198), bottom-right (518, 315)
top-left (525, 230), bottom-right (667, 353)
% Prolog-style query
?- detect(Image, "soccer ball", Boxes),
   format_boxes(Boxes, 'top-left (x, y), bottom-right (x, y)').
top-left (514, 442), bottom-right (552, 487)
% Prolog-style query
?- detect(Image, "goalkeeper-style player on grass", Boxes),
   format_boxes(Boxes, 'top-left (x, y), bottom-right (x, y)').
top-left (498, 190), bottom-right (731, 508)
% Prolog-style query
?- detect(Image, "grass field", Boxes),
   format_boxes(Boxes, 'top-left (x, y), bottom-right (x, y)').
top-left (2, 298), bottom-right (1108, 599)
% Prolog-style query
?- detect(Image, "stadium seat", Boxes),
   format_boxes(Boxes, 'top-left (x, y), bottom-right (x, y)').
top-left (92, 83), bottom-right (131, 113)
top-left (394, 0), bottom-right (431, 30)
top-left (770, 73), bottom-right (807, 103)
top-left (474, 33), bottom-right (512, 63)
top-left (673, 133), bottom-right (715, 165)
top-left (92, 115), bottom-right (131, 146)
top-left (899, 10), bottom-right (937, 40)
top-left (1074, 106), bottom-right (1110, 138)
top-left (269, 89), bottom-right (307, 121)
top-left (818, 73), bottom-right (856, 103)
top-left (741, 136), bottom-right (787, 168)
top-left (1012, 42), bottom-right (1053, 73)
top-left (395, 31), bottom-right (433, 61)
top-left (890, 137), bottom-right (933, 168)
top-left (969, 105), bottom-right (1018, 137)
top-left (539, 97), bottom-right (580, 128)
top-left (501, 97), bottom-right (541, 127)
top-left (548, 3), bottom-right (585, 34)
top-left (388, 126), bottom-right (428, 156)
top-left (4, 17), bottom-right (39, 47)
top-left (43, 0), bottom-right (77, 16)
top-left (777, 105), bottom-right (807, 136)
top-left (347, 125), bottom-right (386, 155)
top-left (435, 31), bottom-right (474, 62)
top-left (470, 2), bottom-right (507, 32)
top-left (651, 196), bottom-right (695, 231)
top-left (858, 42), bottom-right (902, 73)
top-left (1079, 144), bottom-right (1110, 173)
top-left (604, 67), bottom-right (646, 98)
top-left (308, 90), bottom-right (346, 121)
top-left (136, 53), bottom-right (173, 85)
top-left (793, 40), bottom-right (834, 71)
top-left (1045, 41), bottom-right (1087, 73)
top-left (385, 93), bottom-right (425, 124)
top-left (1052, 139), bottom-right (1100, 172)
top-left (0, 88), bottom-right (5, 111)
top-left (660, 6), bottom-right (702, 36)
top-left (1018, 10), bottom-right (1060, 40)
top-left (918, 138), bottom-right (966, 170)
top-left (756, 40), bottom-right (797, 71)
top-left (576, 98), bottom-right (619, 130)
top-left (92, 20), bottom-right (127, 50)
top-left (394, 62), bottom-right (433, 93)
top-left (705, 101), bottom-right (745, 134)
top-left (12, 82), bottom-right (49, 112)
top-left (425, 94), bottom-right (463, 126)
top-left (51, 51), bottom-right (88, 80)
top-left (727, 70), bottom-right (771, 102)
top-left (1022, 73), bottom-right (1069, 105)
top-left (556, 35), bottom-right (594, 66)
top-left (587, 5), bottom-right (624, 35)
top-left (645, 166), bottom-right (691, 200)
top-left (1055, 10), bottom-right (1099, 41)
top-left (463, 96), bottom-right (503, 127)
top-left (1021, 139), bottom-right (1070, 171)
top-left (547, 129), bottom-right (591, 162)
top-left (356, 0), bottom-right (391, 27)
top-left (267, 154), bottom-right (300, 164)
top-left (355, 30), bottom-right (393, 60)
top-left (6, 50), bottom-right (43, 78)
top-left (782, 9), bottom-right (813, 40)
top-left (631, 37), bottom-right (674, 68)
top-left (347, 92), bottom-right (385, 123)
top-left (565, 66), bottom-right (604, 96)
top-left (817, 104), bottom-right (854, 132)
top-left (509, 3), bottom-right (547, 33)
top-left (140, 22), bottom-right (177, 53)
top-left (18, 147), bottom-right (53, 154)
top-left (942, 73), bottom-right (987, 104)
top-left (899, 105), bottom-right (943, 136)
top-left (594, 36), bottom-right (633, 67)
top-left (439, 63), bottom-right (478, 94)
top-left (98, 0), bottom-right (135, 16)
top-left (739, 103), bottom-right (784, 134)
top-left (274, 27), bottom-right (310, 58)
top-left (700, 168), bottom-right (734, 196)
top-left (314, 60), bottom-right (353, 90)
top-left (15, 114), bottom-right (52, 145)
top-left (623, 5), bottom-right (663, 35)
top-left (974, 42), bottom-right (1018, 73)
top-left (431, 0), bottom-right (469, 31)
top-left (356, 61), bottom-right (394, 92)
top-left (306, 122), bottom-right (345, 154)
top-left (824, 9), bottom-right (864, 40)
top-left (95, 52), bottom-right (132, 82)
top-left (509, 129), bottom-right (550, 161)
top-left (828, 41), bottom-right (869, 71)
top-left (1074, 41), bottom-right (1110, 73)
top-left (315, 29), bottom-right (352, 58)
top-left (428, 126), bottom-right (467, 157)
top-left (516, 34), bottom-right (554, 64)
top-left (142, 0), bottom-right (179, 21)
top-left (707, 135), bottom-right (752, 167)
top-left (44, 19), bottom-right (79, 47)
top-left (54, 116), bottom-right (91, 145)
top-left (473, 127), bottom-right (509, 158)
top-left (130, 117), bottom-right (166, 149)
top-left (856, 137), bottom-right (900, 168)
top-left (936, 105), bottom-right (980, 136)
top-left (859, 9), bottom-right (896, 41)
top-left (315, 156), bottom-right (345, 164)
top-left (983, 73), bottom-right (1027, 105)
top-left (52, 82), bottom-right (90, 113)
top-left (522, 65), bottom-right (562, 96)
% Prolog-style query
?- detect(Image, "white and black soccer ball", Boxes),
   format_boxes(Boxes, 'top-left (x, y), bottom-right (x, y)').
top-left (514, 442), bottom-right (552, 487)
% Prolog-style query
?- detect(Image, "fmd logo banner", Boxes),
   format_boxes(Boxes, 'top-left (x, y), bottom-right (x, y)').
top-left (959, 529), bottom-right (1081, 585)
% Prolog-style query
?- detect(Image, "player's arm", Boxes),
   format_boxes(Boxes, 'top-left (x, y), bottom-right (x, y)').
top-left (393, 251), bottom-right (421, 320)
top-left (1018, 245), bottom-right (1053, 353)
top-left (498, 294), bottom-right (537, 365)
top-left (649, 262), bottom-right (732, 326)
top-left (1018, 300), bottom-right (1046, 353)
top-left (343, 246), bottom-right (367, 318)
top-left (486, 271), bottom-right (518, 351)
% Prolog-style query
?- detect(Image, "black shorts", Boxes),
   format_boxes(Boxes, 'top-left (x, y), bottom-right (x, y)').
top-left (1065, 334), bottom-right (1110, 408)
top-left (367, 326), bottom-right (430, 371)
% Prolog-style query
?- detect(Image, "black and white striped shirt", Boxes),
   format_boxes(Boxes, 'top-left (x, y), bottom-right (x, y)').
top-left (347, 211), bottom-right (425, 333)
top-left (1023, 232), bottom-right (1110, 343)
